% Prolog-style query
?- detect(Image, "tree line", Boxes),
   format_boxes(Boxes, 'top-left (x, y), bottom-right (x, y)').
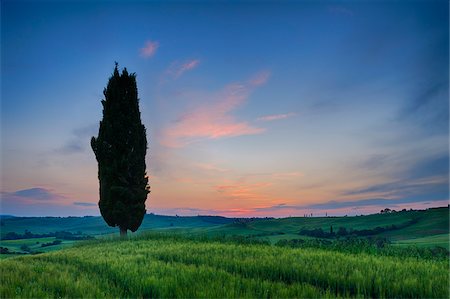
top-left (298, 218), bottom-right (419, 239)
top-left (1, 230), bottom-right (94, 241)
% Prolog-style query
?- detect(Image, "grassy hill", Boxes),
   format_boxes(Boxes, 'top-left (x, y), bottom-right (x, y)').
top-left (1, 207), bottom-right (448, 254)
top-left (175, 207), bottom-right (450, 248)
top-left (1, 234), bottom-right (448, 298)
top-left (0, 214), bottom-right (234, 237)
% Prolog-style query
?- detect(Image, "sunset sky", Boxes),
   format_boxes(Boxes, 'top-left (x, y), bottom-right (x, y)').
top-left (1, 1), bottom-right (449, 217)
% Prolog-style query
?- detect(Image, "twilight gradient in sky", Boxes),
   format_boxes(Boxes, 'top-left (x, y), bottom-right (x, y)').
top-left (1, 1), bottom-right (449, 217)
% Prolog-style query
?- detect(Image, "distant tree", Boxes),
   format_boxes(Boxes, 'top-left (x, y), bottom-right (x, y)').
top-left (20, 244), bottom-right (31, 252)
top-left (91, 63), bottom-right (150, 237)
top-left (337, 227), bottom-right (348, 237)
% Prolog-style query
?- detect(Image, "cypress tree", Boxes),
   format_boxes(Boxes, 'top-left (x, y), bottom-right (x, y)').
top-left (91, 63), bottom-right (150, 237)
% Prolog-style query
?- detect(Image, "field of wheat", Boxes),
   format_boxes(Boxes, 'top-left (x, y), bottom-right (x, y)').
top-left (1, 234), bottom-right (448, 298)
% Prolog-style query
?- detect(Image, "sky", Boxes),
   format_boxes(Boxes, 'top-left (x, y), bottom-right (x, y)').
top-left (1, 0), bottom-right (449, 218)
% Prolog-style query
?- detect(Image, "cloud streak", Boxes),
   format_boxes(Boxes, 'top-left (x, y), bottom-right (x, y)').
top-left (160, 71), bottom-right (270, 147)
top-left (215, 181), bottom-right (271, 200)
top-left (257, 112), bottom-right (296, 122)
top-left (56, 124), bottom-right (98, 155)
top-left (140, 40), bottom-right (159, 58)
top-left (254, 196), bottom-right (448, 213)
top-left (166, 59), bottom-right (200, 79)
top-left (7, 188), bottom-right (63, 201)
top-left (73, 202), bottom-right (96, 207)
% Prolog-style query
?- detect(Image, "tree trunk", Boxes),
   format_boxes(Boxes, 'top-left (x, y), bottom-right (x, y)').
top-left (120, 227), bottom-right (127, 238)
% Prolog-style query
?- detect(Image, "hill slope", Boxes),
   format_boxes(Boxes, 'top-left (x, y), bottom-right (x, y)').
top-left (185, 207), bottom-right (449, 248)
top-left (1, 207), bottom-right (448, 249)
top-left (1, 234), bottom-right (448, 298)
top-left (0, 214), bottom-right (235, 237)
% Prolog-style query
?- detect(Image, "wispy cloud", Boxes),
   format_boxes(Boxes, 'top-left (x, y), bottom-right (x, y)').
top-left (398, 81), bottom-right (448, 135)
top-left (343, 176), bottom-right (448, 200)
top-left (166, 59), bottom-right (200, 79)
top-left (196, 163), bottom-right (229, 173)
top-left (257, 112), bottom-right (296, 122)
top-left (253, 195), bottom-right (448, 214)
top-left (0, 188), bottom-right (99, 217)
top-left (215, 181), bottom-right (271, 200)
top-left (1, 187), bottom-right (65, 202)
top-left (13, 188), bottom-right (60, 201)
top-left (149, 207), bottom-right (252, 217)
top-left (249, 70), bottom-right (270, 86)
top-left (56, 141), bottom-right (84, 154)
top-left (140, 40), bottom-right (159, 58)
top-left (73, 202), bottom-right (96, 207)
top-left (349, 153), bottom-right (449, 200)
top-left (159, 71), bottom-right (270, 147)
top-left (56, 124), bottom-right (98, 155)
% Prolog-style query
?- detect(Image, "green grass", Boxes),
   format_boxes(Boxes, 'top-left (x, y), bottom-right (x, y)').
top-left (1, 234), bottom-right (448, 298)
top-left (1, 207), bottom-right (448, 255)
top-left (0, 237), bottom-right (76, 255)
top-left (394, 233), bottom-right (449, 249)
top-left (0, 214), bottom-right (234, 237)
top-left (185, 207), bottom-right (449, 248)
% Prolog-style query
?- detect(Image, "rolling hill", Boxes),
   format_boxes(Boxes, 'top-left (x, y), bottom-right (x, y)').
top-left (1, 234), bottom-right (448, 298)
top-left (1, 207), bottom-right (448, 250)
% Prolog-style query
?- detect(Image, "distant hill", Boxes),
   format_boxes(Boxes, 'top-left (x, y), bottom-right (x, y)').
top-left (1, 207), bottom-right (448, 248)
top-left (167, 207), bottom-right (450, 249)
top-left (0, 214), bottom-right (236, 237)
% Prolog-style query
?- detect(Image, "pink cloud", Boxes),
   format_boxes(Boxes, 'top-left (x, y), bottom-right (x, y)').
top-left (257, 112), bottom-right (297, 122)
top-left (160, 72), bottom-right (270, 147)
top-left (196, 163), bottom-right (229, 173)
top-left (140, 40), bottom-right (159, 58)
top-left (215, 182), bottom-right (272, 200)
top-left (160, 59), bottom-right (201, 84)
top-left (172, 59), bottom-right (200, 78)
top-left (249, 70), bottom-right (271, 86)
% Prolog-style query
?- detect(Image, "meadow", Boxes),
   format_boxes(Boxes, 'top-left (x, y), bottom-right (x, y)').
top-left (2, 207), bottom-right (448, 248)
top-left (1, 233), bottom-right (448, 298)
top-left (1, 207), bottom-right (448, 298)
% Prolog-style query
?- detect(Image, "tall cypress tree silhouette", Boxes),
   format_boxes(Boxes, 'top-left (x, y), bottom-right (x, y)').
top-left (91, 63), bottom-right (149, 236)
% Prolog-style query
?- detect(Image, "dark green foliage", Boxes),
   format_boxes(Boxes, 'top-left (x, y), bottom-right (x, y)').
top-left (41, 240), bottom-right (62, 247)
top-left (91, 64), bottom-right (149, 234)
top-left (1, 230), bottom-right (93, 240)
top-left (19, 244), bottom-right (31, 252)
top-left (337, 227), bottom-right (348, 236)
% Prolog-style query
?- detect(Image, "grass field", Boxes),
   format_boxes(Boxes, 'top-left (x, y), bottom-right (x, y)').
top-left (0, 214), bottom-right (235, 237)
top-left (394, 233), bottom-right (449, 249)
top-left (162, 207), bottom-right (450, 247)
top-left (1, 234), bottom-right (448, 298)
top-left (1, 207), bottom-right (448, 254)
top-left (0, 237), bottom-right (76, 254)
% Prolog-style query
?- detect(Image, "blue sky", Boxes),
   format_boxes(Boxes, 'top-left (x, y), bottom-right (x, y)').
top-left (1, 0), bottom-right (448, 217)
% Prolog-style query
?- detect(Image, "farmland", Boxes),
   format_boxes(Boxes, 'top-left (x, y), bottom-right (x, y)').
top-left (1, 207), bottom-right (448, 298)
top-left (1, 207), bottom-right (448, 256)
top-left (1, 233), bottom-right (448, 298)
